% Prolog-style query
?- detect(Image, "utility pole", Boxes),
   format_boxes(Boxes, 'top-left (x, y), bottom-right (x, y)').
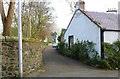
top-left (18, 0), bottom-right (22, 77)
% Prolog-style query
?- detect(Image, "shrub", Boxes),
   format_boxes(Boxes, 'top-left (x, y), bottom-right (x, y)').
top-left (98, 59), bottom-right (112, 69)
top-left (58, 40), bottom-right (120, 70)
top-left (58, 42), bottom-right (68, 55)
top-left (103, 42), bottom-right (115, 57)
top-left (69, 41), bottom-right (98, 61)
top-left (102, 41), bottom-right (120, 69)
top-left (58, 40), bottom-right (98, 62)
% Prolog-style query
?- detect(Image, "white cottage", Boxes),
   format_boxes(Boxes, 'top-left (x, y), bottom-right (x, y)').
top-left (64, 0), bottom-right (120, 58)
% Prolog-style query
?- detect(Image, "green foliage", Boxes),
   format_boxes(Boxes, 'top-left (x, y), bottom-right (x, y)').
top-left (42, 42), bottom-right (49, 46)
top-left (12, 1), bottom-right (55, 41)
top-left (102, 42), bottom-right (115, 57)
top-left (9, 26), bottom-right (18, 37)
top-left (51, 32), bottom-right (57, 43)
top-left (68, 41), bottom-right (97, 61)
top-left (57, 29), bottom-right (66, 42)
top-left (97, 59), bottom-right (112, 69)
top-left (58, 40), bottom-right (120, 70)
top-left (113, 41), bottom-right (120, 53)
top-left (58, 40), bottom-right (98, 62)
top-left (102, 41), bottom-right (120, 69)
top-left (58, 42), bottom-right (67, 54)
top-left (57, 36), bottom-right (62, 42)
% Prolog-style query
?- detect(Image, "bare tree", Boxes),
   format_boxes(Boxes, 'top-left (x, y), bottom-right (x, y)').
top-left (65, 0), bottom-right (77, 13)
top-left (0, 0), bottom-right (15, 36)
top-left (21, 2), bottom-right (54, 40)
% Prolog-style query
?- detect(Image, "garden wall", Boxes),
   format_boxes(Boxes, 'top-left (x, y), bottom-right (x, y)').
top-left (1, 41), bottom-right (45, 77)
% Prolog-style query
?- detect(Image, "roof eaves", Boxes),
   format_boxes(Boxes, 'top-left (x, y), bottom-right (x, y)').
top-left (102, 29), bottom-right (120, 32)
top-left (78, 9), bottom-right (102, 29)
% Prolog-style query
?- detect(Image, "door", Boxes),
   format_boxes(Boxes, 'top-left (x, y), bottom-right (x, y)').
top-left (68, 35), bottom-right (74, 49)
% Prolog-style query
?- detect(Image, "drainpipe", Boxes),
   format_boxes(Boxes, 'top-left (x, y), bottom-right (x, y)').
top-left (101, 29), bottom-right (104, 59)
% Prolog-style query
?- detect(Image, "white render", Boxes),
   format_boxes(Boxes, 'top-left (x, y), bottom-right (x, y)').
top-left (64, 10), bottom-right (101, 56)
top-left (104, 32), bottom-right (120, 43)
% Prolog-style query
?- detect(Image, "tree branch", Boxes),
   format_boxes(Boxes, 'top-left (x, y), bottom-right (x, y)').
top-left (0, 0), bottom-right (6, 24)
top-left (7, 0), bottom-right (15, 21)
top-left (65, 0), bottom-right (75, 13)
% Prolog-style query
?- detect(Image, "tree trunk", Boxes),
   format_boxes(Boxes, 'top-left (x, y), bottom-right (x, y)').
top-left (0, 0), bottom-right (15, 36)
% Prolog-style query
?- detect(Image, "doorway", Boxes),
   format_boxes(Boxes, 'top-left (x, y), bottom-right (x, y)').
top-left (68, 35), bottom-right (74, 49)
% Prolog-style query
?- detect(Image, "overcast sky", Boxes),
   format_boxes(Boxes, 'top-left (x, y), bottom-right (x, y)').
top-left (0, 0), bottom-right (120, 33)
top-left (50, 0), bottom-right (120, 30)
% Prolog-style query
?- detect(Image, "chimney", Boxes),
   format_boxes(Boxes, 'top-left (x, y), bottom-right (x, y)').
top-left (79, 0), bottom-right (85, 11)
top-left (106, 8), bottom-right (117, 13)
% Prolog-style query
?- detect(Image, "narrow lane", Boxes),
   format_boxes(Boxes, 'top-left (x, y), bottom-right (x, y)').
top-left (29, 46), bottom-right (118, 77)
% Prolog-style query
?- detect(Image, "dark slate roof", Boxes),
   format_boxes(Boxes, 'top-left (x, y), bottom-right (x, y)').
top-left (85, 11), bottom-right (119, 30)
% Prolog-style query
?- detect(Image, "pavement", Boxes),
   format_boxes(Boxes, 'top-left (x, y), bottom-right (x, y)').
top-left (28, 46), bottom-right (118, 77)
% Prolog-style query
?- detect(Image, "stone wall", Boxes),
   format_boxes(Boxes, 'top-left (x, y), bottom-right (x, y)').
top-left (22, 42), bottom-right (44, 76)
top-left (1, 41), bottom-right (45, 77)
top-left (0, 40), bottom-right (2, 78)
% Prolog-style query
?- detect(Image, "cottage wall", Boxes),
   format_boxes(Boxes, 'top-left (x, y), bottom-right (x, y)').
top-left (64, 10), bottom-right (101, 56)
top-left (104, 31), bottom-right (120, 43)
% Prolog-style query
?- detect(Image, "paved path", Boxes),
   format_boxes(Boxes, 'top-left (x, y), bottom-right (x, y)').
top-left (28, 46), bottom-right (118, 77)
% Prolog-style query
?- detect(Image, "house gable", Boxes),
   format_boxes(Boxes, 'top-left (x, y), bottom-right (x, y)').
top-left (66, 9), bottom-right (102, 32)
top-left (64, 9), bottom-right (101, 56)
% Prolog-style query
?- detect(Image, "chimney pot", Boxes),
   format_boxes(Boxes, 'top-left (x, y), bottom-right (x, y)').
top-left (79, 0), bottom-right (85, 11)
top-left (106, 8), bottom-right (117, 13)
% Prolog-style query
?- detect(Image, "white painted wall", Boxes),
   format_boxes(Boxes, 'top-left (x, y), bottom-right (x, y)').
top-left (64, 10), bottom-right (101, 56)
top-left (119, 32), bottom-right (120, 40)
top-left (104, 32), bottom-right (120, 43)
